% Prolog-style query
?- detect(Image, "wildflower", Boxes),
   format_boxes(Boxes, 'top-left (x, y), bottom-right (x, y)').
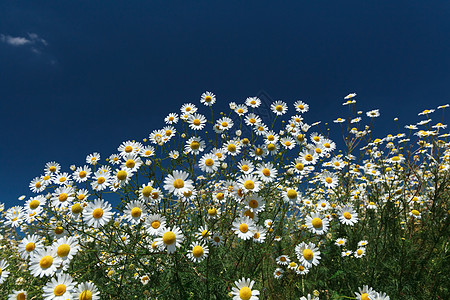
top-left (145, 214), bottom-right (167, 236)
top-left (86, 152), bottom-right (101, 165)
top-left (123, 201), bottom-right (147, 224)
top-left (180, 102), bottom-right (198, 114)
top-left (305, 212), bottom-right (329, 235)
top-left (294, 100), bottom-right (309, 113)
top-left (276, 255), bottom-right (290, 266)
top-left (200, 91), bottom-right (216, 106)
top-left (245, 97), bottom-right (261, 108)
top-left (185, 136), bottom-right (206, 155)
top-left (354, 247), bottom-right (366, 258)
top-left (0, 260), bottom-right (10, 284)
top-left (344, 93), bottom-right (357, 99)
top-left (188, 113), bottom-right (207, 130)
top-left (29, 248), bottom-right (62, 278)
top-left (231, 278), bottom-right (260, 300)
top-left (83, 199), bottom-right (114, 228)
top-left (42, 273), bottom-right (76, 300)
top-left (18, 234), bottom-right (45, 260)
top-left (52, 236), bottom-right (80, 269)
top-left (273, 268), bottom-right (284, 279)
top-left (295, 242), bottom-right (321, 268)
top-left (233, 217), bottom-right (257, 240)
top-left (199, 153), bottom-right (220, 173)
top-left (335, 238), bottom-right (347, 247)
top-left (271, 100), bottom-right (288, 115)
top-left (155, 226), bottom-right (185, 254)
top-left (238, 174), bottom-right (262, 194)
top-left (366, 109), bottom-right (380, 118)
top-left (164, 112), bottom-right (179, 124)
top-left (74, 282), bottom-right (101, 300)
top-left (8, 290), bottom-right (27, 300)
top-left (339, 205), bottom-right (358, 226)
top-left (187, 241), bottom-right (209, 263)
top-left (355, 285), bottom-right (377, 300)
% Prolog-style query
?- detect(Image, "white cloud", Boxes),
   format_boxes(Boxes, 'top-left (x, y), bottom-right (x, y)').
top-left (0, 32), bottom-right (47, 47)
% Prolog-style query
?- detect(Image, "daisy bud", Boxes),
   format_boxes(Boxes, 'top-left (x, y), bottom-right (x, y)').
top-left (221, 163), bottom-right (227, 169)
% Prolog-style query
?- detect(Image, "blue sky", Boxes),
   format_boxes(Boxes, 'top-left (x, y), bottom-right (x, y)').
top-left (1, 1), bottom-right (449, 207)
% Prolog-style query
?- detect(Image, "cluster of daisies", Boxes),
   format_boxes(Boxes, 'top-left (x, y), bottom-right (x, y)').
top-left (1, 91), bottom-right (448, 299)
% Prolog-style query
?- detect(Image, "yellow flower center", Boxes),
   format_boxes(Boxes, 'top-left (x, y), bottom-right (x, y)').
top-left (262, 168), bottom-right (271, 176)
top-left (205, 158), bottom-right (214, 166)
top-left (249, 200), bottom-right (259, 208)
top-left (57, 244), bottom-right (71, 257)
top-left (221, 121), bottom-right (229, 127)
top-left (25, 242), bottom-right (35, 252)
top-left (131, 207), bottom-right (142, 218)
top-left (357, 249), bottom-right (363, 255)
top-left (79, 171), bottom-right (87, 178)
top-left (276, 105), bottom-right (283, 111)
top-left (59, 177), bottom-right (67, 182)
top-left (303, 249), bottom-right (313, 260)
top-left (49, 166), bottom-right (57, 172)
top-left (39, 255), bottom-right (53, 269)
top-left (72, 203), bottom-right (83, 214)
top-left (255, 148), bottom-right (263, 156)
top-left (116, 171), bottom-right (127, 181)
top-left (325, 177), bottom-right (333, 184)
top-left (54, 284), bottom-right (66, 296)
top-left (361, 293), bottom-right (369, 300)
top-left (162, 231), bottom-right (176, 245)
top-left (193, 119), bottom-right (201, 126)
top-left (216, 193), bottom-right (224, 200)
top-left (298, 104), bottom-right (305, 110)
top-left (35, 181), bottom-right (42, 188)
top-left (208, 208), bottom-right (217, 216)
top-left (242, 138), bottom-right (250, 145)
top-left (244, 180), bottom-right (255, 190)
top-left (411, 209), bottom-right (420, 216)
top-left (142, 186), bottom-right (153, 197)
top-left (239, 287), bottom-right (252, 300)
top-left (190, 141), bottom-right (200, 150)
top-left (59, 193), bottom-right (68, 202)
top-left (29, 200), bottom-right (40, 209)
top-left (173, 179), bottom-right (185, 189)
top-left (192, 245), bottom-right (204, 257)
top-left (239, 223), bottom-right (249, 233)
top-left (126, 159), bottom-right (135, 168)
top-left (16, 292), bottom-right (26, 300)
top-left (295, 163), bottom-right (304, 171)
top-left (43, 175), bottom-right (51, 180)
top-left (315, 148), bottom-right (321, 154)
top-left (298, 265), bottom-right (305, 271)
top-left (79, 290), bottom-right (93, 300)
top-left (165, 130), bottom-right (172, 136)
top-left (267, 143), bottom-right (276, 151)
top-left (312, 218), bottom-right (323, 228)
top-left (92, 208), bottom-right (104, 219)
top-left (204, 95), bottom-right (212, 102)
top-left (343, 212), bottom-right (352, 219)
top-left (54, 226), bottom-right (64, 234)
top-left (334, 162), bottom-right (340, 167)
top-left (97, 177), bottom-right (105, 184)
top-left (241, 165), bottom-right (249, 171)
top-left (151, 220), bottom-right (161, 229)
top-left (249, 118), bottom-right (256, 124)
top-left (125, 146), bottom-right (133, 153)
top-left (284, 141), bottom-right (291, 147)
top-left (287, 189), bottom-right (297, 199)
top-left (305, 154), bottom-right (313, 161)
top-left (324, 142), bottom-right (331, 148)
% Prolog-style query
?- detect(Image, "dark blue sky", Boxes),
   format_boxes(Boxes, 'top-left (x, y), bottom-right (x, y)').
top-left (1, 1), bottom-right (449, 207)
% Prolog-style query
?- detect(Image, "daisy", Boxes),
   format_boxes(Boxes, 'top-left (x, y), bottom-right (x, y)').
top-left (118, 141), bottom-right (143, 156)
top-left (138, 182), bottom-right (154, 203)
top-left (244, 113), bottom-right (262, 126)
top-left (276, 255), bottom-right (290, 266)
top-left (271, 100), bottom-right (288, 115)
top-left (29, 176), bottom-right (47, 193)
top-left (211, 233), bottom-right (224, 247)
top-left (231, 278), bottom-right (260, 300)
top-left (72, 165), bottom-right (91, 183)
top-left (155, 226), bottom-right (185, 254)
top-left (29, 248), bottom-right (62, 278)
top-left (358, 240), bottom-right (369, 247)
top-left (0, 259), bottom-right (10, 284)
top-left (187, 241), bottom-right (209, 263)
top-left (300, 295), bottom-right (318, 300)
top-left (249, 144), bottom-right (268, 160)
top-left (53, 172), bottom-right (71, 185)
top-left (273, 268), bottom-right (284, 279)
top-left (8, 290), bottom-right (27, 300)
top-left (91, 169), bottom-right (111, 191)
top-left (74, 282), bottom-right (100, 300)
top-left (245, 97), bottom-right (261, 108)
top-left (216, 117), bottom-right (234, 131)
top-left (294, 100), bottom-right (309, 113)
top-left (234, 104), bottom-right (248, 116)
top-left (185, 137), bottom-right (206, 155)
top-left (164, 170), bottom-right (194, 196)
top-left (366, 109), bottom-right (380, 118)
top-left (296, 264), bottom-right (310, 275)
top-left (238, 174), bottom-right (262, 194)
top-left (335, 238), bottom-right (347, 247)
top-left (180, 102), bottom-right (198, 115)
top-left (252, 226), bottom-right (267, 243)
top-left (342, 250), bottom-right (353, 257)
top-left (51, 186), bottom-right (75, 209)
top-left (42, 273), bottom-right (76, 300)
top-left (52, 236), bottom-right (80, 269)
top-left (283, 188), bottom-right (299, 204)
top-left (83, 199), bottom-right (114, 228)
top-left (354, 247), bottom-right (366, 258)
top-left (121, 154), bottom-right (143, 172)
top-left (223, 139), bottom-right (242, 156)
top-left (257, 162), bottom-right (277, 182)
top-left (263, 130), bottom-right (279, 145)
top-left (162, 125), bottom-right (176, 141)
top-left (164, 112), bottom-right (179, 124)
top-left (244, 194), bottom-right (266, 214)
top-left (355, 285), bottom-right (377, 300)
top-left (18, 234), bottom-right (44, 260)
top-left (299, 149), bottom-right (319, 165)
top-left (321, 171), bottom-right (339, 189)
top-left (199, 153), bottom-right (220, 173)
top-left (232, 217), bottom-right (257, 240)
top-left (305, 212), bottom-right (329, 235)
top-left (339, 205), bottom-right (359, 226)
top-left (344, 93), bottom-right (357, 99)
top-left (169, 150), bottom-right (180, 160)
top-left (44, 161), bottom-right (61, 175)
top-left (145, 214), bottom-right (167, 236)
top-left (123, 201), bottom-right (147, 224)
top-left (25, 195), bottom-right (46, 214)
top-left (295, 242), bottom-right (321, 268)
top-left (188, 113), bottom-right (207, 130)
top-left (86, 152), bottom-right (101, 165)
top-left (149, 129), bottom-right (165, 144)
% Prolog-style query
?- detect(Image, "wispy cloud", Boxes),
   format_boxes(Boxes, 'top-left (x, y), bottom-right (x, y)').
top-left (0, 32), bottom-right (48, 55)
